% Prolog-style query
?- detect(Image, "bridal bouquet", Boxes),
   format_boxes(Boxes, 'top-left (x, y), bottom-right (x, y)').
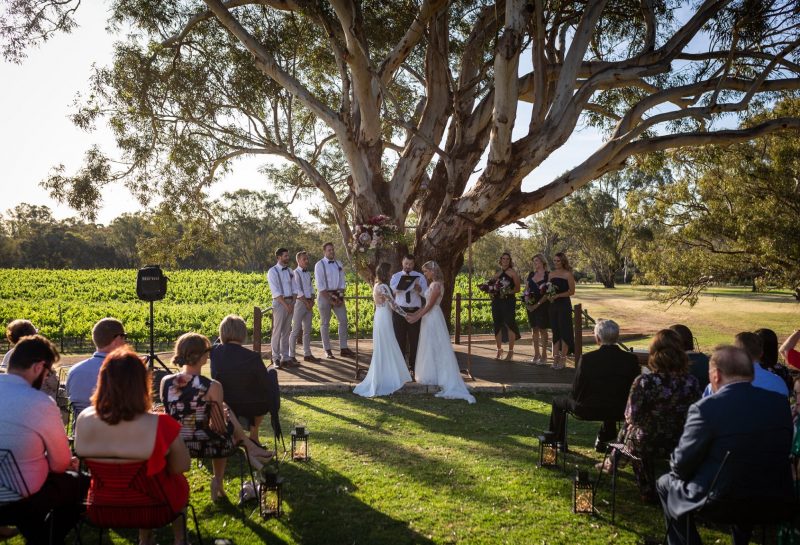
top-left (521, 289), bottom-right (538, 311)
top-left (478, 277), bottom-right (514, 298)
top-left (540, 282), bottom-right (559, 302)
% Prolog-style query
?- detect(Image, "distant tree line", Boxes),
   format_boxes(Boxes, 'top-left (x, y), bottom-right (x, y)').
top-left (3, 100), bottom-right (799, 304)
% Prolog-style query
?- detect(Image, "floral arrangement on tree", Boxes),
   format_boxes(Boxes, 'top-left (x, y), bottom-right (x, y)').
top-left (349, 215), bottom-right (407, 268)
top-left (350, 215), bottom-right (402, 253)
top-left (478, 276), bottom-right (515, 298)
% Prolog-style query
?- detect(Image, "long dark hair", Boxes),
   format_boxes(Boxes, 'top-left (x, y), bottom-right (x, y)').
top-left (754, 328), bottom-right (778, 367)
top-left (375, 262), bottom-right (392, 285)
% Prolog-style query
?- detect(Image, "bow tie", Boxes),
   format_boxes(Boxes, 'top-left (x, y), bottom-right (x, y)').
top-left (301, 268), bottom-right (308, 273)
top-left (327, 260), bottom-right (335, 264)
top-left (281, 267), bottom-right (288, 271)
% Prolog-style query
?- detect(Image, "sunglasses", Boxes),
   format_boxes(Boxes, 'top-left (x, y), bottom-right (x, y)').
top-left (115, 333), bottom-right (128, 340)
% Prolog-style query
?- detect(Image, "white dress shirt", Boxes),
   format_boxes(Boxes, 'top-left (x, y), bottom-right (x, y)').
top-left (390, 270), bottom-right (428, 308)
top-left (0, 373), bottom-right (72, 495)
top-left (267, 264), bottom-right (294, 299)
top-left (314, 259), bottom-right (346, 292)
top-left (292, 267), bottom-right (314, 299)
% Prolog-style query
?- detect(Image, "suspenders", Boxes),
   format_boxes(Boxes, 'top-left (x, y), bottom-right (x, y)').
top-left (272, 266), bottom-right (293, 298)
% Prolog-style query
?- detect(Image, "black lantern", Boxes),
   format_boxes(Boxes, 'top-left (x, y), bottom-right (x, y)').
top-left (291, 425), bottom-right (309, 461)
top-left (259, 471), bottom-right (284, 519)
top-left (537, 432), bottom-right (560, 468)
top-left (572, 469), bottom-right (594, 514)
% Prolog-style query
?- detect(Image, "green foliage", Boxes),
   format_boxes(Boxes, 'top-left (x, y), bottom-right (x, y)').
top-left (628, 98), bottom-right (800, 305)
top-left (0, 268), bottom-right (533, 347)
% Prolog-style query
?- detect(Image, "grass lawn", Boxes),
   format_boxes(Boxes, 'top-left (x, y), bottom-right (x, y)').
top-left (572, 284), bottom-right (800, 351)
top-left (32, 393), bottom-right (733, 545)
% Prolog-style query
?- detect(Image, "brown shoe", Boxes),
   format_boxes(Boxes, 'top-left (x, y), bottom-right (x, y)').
top-left (303, 355), bottom-right (320, 363)
top-left (339, 348), bottom-right (356, 358)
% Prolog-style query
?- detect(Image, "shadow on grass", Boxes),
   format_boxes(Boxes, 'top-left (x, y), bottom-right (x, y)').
top-left (278, 460), bottom-right (435, 545)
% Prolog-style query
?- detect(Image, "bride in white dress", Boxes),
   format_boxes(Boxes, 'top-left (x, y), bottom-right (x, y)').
top-left (407, 261), bottom-right (476, 404)
top-left (353, 263), bottom-right (412, 397)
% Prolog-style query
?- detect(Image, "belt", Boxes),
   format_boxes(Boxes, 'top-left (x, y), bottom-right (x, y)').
top-left (274, 296), bottom-right (294, 301)
top-left (401, 306), bottom-right (420, 312)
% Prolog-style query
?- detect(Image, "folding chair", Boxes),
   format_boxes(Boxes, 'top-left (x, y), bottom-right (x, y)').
top-left (78, 459), bottom-right (202, 545)
top-left (0, 448), bottom-right (53, 543)
top-left (669, 451), bottom-right (798, 545)
top-left (160, 380), bottom-right (261, 511)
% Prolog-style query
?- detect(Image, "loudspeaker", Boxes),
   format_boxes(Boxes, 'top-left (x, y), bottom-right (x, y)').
top-left (136, 265), bottom-right (168, 302)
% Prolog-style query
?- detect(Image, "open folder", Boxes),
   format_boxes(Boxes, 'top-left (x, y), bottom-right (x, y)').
top-left (395, 275), bottom-right (417, 291)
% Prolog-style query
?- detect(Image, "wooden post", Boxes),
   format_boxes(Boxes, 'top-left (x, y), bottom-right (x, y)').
top-left (354, 269), bottom-right (360, 379)
top-left (466, 227), bottom-right (474, 380)
top-left (253, 306), bottom-right (262, 354)
top-left (454, 293), bottom-right (462, 345)
top-left (573, 303), bottom-right (583, 367)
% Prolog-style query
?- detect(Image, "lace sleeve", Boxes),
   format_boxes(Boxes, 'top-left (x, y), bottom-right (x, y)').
top-left (380, 284), bottom-right (407, 316)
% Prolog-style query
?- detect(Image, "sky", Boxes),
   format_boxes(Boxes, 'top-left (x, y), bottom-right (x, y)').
top-left (0, 3), bottom-right (605, 226)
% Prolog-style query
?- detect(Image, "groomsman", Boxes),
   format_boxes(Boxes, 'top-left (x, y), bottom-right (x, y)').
top-left (289, 251), bottom-right (320, 364)
top-left (391, 254), bottom-right (427, 374)
top-left (314, 242), bottom-right (355, 359)
top-left (267, 248), bottom-right (295, 367)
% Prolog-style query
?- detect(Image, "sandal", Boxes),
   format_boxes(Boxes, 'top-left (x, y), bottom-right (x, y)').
top-left (504, 350), bottom-right (514, 361)
top-left (210, 477), bottom-right (228, 503)
top-left (495, 348), bottom-right (504, 360)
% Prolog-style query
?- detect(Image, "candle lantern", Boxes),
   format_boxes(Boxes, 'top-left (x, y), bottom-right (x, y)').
top-left (259, 471), bottom-right (284, 519)
top-left (537, 432), bottom-right (560, 468)
top-left (572, 469), bottom-right (594, 514)
top-left (291, 425), bottom-right (310, 461)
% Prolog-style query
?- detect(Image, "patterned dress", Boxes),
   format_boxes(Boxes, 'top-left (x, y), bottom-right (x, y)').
top-left (619, 372), bottom-right (702, 498)
top-left (161, 373), bottom-right (237, 458)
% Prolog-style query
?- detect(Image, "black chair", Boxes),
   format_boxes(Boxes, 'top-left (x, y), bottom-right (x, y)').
top-left (0, 448), bottom-right (53, 543)
top-left (77, 458), bottom-right (202, 545)
top-left (562, 410), bottom-right (622, 453)
top-left (668, 451), bottom-right (798, 545)
top-left (595, 442), bottom-right (669, 522)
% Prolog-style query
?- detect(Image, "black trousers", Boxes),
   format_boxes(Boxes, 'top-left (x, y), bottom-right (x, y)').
top-left (548, 396), bottom-right (618, 449)
top-left (656, 473), bottom-right (753, 545)
top-left (1, 471), bottom-right (89, 545)
top-left (393, 307), bottom-right (420, 371)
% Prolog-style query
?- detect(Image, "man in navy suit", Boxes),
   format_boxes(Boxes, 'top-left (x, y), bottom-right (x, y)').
top-left (656, 345), bottom-right (793, 545)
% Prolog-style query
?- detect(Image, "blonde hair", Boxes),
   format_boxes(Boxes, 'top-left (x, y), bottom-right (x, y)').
top-left (421, 261), bottom-right (443, 281)
top-left (219, 315), bottom-right (247, 344)
top-left (532, 253), bottom-right (550, 272)
top-left (172, 332), bottom-right (211, 366)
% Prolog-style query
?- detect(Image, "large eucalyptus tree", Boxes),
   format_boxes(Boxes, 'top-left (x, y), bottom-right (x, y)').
top-left (7, 0), bottom-right (800, 313)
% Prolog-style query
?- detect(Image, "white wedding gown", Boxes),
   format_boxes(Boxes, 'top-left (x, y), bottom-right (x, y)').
top-left (353, 284), bottom-right (412, 397)
top-left (415, 282), bottom-right (476, 404)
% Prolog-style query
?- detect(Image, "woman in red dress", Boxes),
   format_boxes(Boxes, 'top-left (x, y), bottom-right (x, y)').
top-left (75, 349), bottom-right (191, 545)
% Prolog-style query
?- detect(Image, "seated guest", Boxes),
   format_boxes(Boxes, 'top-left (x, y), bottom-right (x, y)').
top-left (0, 335), bottom-right (88, 545)
top-left (547, 319), bottom-right (640, 451)
top-left (702, 331), bottom-right (788, 398)
top-left (75, 348), bottom-right (190, 545)
top-left (606, 329), bottom-right (701, 502)
top-left (669, 324), bottom-right (710, 390)
top-left (210, 315), bottom-right (271, 443)
top-left (755, 328), bottom-right (793, 393)
top-left (779, 327), bottom-right (800, 370)
top-left (1, 319), bottom-right (37, 370)
top-left (657, 346), bottom-right (794, 545)
top-left (161, 333), bottom-right (273, 503)
top-left (66, 318), bottom-right (128, 417)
